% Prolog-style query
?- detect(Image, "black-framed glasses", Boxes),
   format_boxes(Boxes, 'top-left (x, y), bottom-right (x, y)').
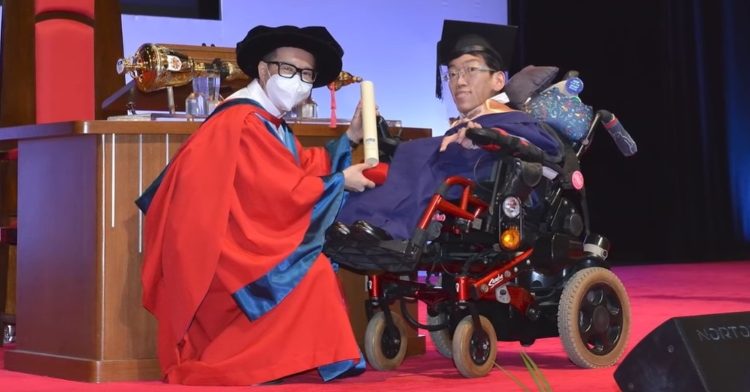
top-left (441, 65), bottom-right (496, 82)
top-left (265, 61), bottom-right (318, 84)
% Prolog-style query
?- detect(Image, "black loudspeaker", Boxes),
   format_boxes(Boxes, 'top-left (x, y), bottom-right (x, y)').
top-left (614, 311), bottom-right (750, 392)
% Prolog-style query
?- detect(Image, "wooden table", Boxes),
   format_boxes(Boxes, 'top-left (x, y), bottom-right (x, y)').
top-left (0, 119), bottom-right (428, 382)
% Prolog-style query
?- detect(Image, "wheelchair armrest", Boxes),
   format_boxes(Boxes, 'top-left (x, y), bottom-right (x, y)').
top-left (466, 127), bottom-right (547, 164)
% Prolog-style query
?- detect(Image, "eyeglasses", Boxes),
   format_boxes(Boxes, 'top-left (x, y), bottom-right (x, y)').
top-left (265, 61), bottom-right (318, 84)
top-left (442, 65), bottom-right (496, 82)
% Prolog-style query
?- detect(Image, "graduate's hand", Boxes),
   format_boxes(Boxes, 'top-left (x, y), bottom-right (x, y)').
top-left (439, 121), bottom-right (483, 152)
top-left (343, 162), bottom-right (376, 192)
top-left (346, 100), bottom-right (380, 143)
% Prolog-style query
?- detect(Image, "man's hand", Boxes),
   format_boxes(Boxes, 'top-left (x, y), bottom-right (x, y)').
top-left (346, 100), bottom-right (380, 144)
top-left (439, 121), bottom-right (483, 151)
top-left (342, 162), bottom-right (376, 192)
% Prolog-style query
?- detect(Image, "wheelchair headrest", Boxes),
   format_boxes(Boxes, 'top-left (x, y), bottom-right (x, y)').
top-left (504, 65), bottom-right (560, 107)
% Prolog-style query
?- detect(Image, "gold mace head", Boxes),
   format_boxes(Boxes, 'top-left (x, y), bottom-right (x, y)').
top-left (329, 71), bottom-right (363, 91)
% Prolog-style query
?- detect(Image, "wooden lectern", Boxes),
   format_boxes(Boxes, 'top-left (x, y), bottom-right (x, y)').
top-left (0, 0), bottom-right (127, 346)
top-left (0, 0), bottom-right (428, 383)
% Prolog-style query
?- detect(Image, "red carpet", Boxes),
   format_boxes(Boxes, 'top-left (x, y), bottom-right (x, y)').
top-left (2, 261), bottom-right (749, 391)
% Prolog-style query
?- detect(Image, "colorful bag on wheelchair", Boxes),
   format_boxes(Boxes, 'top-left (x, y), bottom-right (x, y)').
top-left (523, 83), bottom-right (594, 143)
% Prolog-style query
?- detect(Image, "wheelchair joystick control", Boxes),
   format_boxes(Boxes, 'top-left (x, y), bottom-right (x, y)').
top-left (584, 234), bottom-right (611, 260)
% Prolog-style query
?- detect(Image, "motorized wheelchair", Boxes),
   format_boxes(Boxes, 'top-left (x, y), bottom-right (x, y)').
top-left (323, 70), bottom-right (638, 378)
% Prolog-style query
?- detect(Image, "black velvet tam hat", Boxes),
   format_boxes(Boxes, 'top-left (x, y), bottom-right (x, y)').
top-left (436, 20), bottom-right (519, 99)
top-left (236, 25), bottom-right (344, 88)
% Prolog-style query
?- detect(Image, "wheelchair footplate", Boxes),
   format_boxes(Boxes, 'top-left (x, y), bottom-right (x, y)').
top-left (323, 238), bottom-right (424, 273)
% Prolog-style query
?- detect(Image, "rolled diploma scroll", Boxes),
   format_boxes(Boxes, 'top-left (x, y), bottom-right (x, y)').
top-left (360, 80), bottom-right (379, 166)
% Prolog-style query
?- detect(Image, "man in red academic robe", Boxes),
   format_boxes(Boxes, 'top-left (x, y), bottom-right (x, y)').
top-left (137, 25), bottom-right (375, 386)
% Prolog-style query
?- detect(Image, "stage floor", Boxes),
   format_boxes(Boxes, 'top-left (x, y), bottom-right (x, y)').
top-left (2, 260), bottom-right (749, 392)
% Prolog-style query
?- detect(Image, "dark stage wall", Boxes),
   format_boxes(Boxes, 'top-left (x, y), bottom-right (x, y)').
top-left (509, 0), bottom-right (750, 264)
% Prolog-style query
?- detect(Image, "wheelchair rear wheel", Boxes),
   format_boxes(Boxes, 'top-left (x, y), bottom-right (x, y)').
top-left (427, 312), bottom-right (453, 359)
top-left (364, 311), bottom-right (408, 371)
top-left (451, 315), bottom-right (497, 378)
top-left (557, 267), bottom-right (631, 368)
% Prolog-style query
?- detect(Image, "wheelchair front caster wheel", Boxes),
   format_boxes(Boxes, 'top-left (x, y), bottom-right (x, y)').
top-left (364, 311), bottom-right (408, 371)
top-left (452, 315), bottom-right (497, 378)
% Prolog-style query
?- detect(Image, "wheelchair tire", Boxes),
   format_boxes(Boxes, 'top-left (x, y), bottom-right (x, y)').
top-left (364, 311), bottom-right (408, 371)
top-left (451, 315), bottom-right (497, 378)
top-left (427, 312), bottom-right (453, 359)
top-left (557, 267), bottom-right (631, 368)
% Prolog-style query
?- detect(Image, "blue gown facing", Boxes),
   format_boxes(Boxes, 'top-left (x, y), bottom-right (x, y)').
top-left (335, 111), bottom-right (560, 240)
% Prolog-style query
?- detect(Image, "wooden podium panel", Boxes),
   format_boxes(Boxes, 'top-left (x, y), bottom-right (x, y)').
top-left (2, 123), bottom-right (187, 382)
top-left (0, 120), bottom-right (428, 382)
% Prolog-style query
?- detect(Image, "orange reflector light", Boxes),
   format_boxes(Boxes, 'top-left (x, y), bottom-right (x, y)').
top-left (500, 227), bottom-right (521, 250)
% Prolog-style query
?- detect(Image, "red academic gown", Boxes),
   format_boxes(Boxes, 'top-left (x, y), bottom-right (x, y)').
top-left (140, 99), bottom-right (363, 385)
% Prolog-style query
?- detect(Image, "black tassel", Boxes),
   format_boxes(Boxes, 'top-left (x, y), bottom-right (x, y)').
top-left (435, 41), bottom-right (443, 100)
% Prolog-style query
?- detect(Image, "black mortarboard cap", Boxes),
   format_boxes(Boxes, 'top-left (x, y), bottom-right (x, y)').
top-left (436, 20), bottom-right (519, 99)
top-left (237, 25), bottom-right (344, 88)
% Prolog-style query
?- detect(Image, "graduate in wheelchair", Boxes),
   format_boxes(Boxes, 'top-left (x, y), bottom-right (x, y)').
top-left (323, 20), bottom-right (639, 378)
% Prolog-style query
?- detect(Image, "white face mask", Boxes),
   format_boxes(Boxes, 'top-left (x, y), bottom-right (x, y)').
top-left (265, 74), bottom-right (313, 112)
